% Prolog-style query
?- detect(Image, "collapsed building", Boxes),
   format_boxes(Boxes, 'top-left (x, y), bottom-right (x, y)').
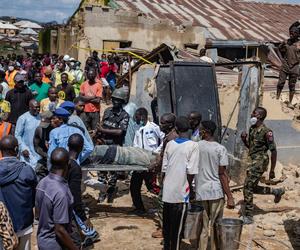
top-left (40, 0), bottom-right (300, 184)
top-left (40, 0), bottom-right (300, 63)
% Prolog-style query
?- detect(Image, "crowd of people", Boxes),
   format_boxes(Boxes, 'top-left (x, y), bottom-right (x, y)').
top-left (0, 51), bottom-right (286, 250)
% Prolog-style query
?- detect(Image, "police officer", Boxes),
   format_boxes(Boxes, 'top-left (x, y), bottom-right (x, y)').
top-left (95, 87), bottom-right (130, 203)
top-left (96, 87), bottom-right (129, 146)
top-left (48, 107), bottom-right (94, 166)
top-left (241, 107), bottom-right (285, 224)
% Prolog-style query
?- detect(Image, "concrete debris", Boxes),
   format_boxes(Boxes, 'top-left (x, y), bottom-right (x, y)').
top-left (263, 224), bottom-right (276, 231)
top-left (263, 230), bottom-right (276, 237)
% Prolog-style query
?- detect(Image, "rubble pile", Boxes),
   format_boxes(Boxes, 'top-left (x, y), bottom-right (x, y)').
top-left (253, 163), bottom-right (300, 249)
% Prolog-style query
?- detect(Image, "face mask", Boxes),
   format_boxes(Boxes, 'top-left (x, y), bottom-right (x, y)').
top-left (76, 66), bottom-right (80, 70)
top-left (8, 66), bottom-right (14, 71)
top-left (0, 94), bottom-right (3, 100)
top-left (250, 117), bottom-right (258, 126)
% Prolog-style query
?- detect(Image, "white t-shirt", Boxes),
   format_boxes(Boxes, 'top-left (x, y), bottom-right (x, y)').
top-left (195, 140), bottom-right (229, 201)
top-left (0, 81), bottom-right (9, 98)
top-left (133, 121), bottom-right (164, 153)
top-left (162, 139), bottom-right (199, 203)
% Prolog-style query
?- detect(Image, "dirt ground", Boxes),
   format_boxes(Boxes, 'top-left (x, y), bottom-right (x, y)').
top-left (30, 92), bottom-right (300, 250)
top-left (31, 161), bottom-right (300, 250)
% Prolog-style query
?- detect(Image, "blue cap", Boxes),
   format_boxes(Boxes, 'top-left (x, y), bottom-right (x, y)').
top-left (53, 107), bottom-right (71, 117)
top-left (60, 101), bottom-right (75, 110)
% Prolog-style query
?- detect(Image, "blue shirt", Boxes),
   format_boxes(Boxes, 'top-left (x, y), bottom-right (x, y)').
top-left (48, 124), bottom-right (93, 165)
top-left (15, 111), bottom-right (41, 168)
top-left (36, 173), bottom-right (73, 250)
top-left (68, 114), bottom-right (94, 146)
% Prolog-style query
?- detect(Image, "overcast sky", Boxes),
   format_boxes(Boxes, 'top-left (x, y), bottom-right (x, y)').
top-left (0, 0), bottom-right (298, 23)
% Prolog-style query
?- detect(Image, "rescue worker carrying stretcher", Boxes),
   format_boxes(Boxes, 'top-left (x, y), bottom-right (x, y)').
top-left (93, 87), bottom-right (129, 203)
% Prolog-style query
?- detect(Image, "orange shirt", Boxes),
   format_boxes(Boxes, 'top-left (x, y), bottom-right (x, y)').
top-left (80, 79), bottom-right (103, 113)
top-left (42, 76), bottom-right (52, 84)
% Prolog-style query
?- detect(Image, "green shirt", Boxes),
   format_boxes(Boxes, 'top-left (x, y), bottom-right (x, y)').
top-left (29, 82), bottom-right (51, 102)
top-left (248, 124), bottom-right (276, 157)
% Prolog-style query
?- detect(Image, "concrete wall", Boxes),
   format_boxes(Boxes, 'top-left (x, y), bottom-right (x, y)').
top-left (77, 6), bottom-right (205, 62)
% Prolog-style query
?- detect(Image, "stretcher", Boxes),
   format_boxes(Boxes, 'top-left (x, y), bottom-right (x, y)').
top-left (82, 164), bottom-right (149, 172)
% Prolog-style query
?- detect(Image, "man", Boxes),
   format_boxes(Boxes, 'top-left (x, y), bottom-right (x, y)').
top-left (130, 107), bottom-right (164, 214)
top-left (162, 116), bottom-right (199, 250)
top-left (57, 73), bottom-right (76, 102)
top-left (54, 61), bottom-right (74, 87)
top-left (84, 57), bottom-right (98, 77)
top-left (68, 134), bottom-right (99, 247)
top-left (276, 27), bottom-right (300, 106)
top-left (28, 61), bottom-right (42, 85)
top-left (35, 148), bottom-right (78, 250)
top-left (69, 61), bottom-right (84, 96)
top-left (60, 100), bottom-right (93, 146)
top-left (74, 96), bottom-right (85, 117)
top-left (15, 99), bottom-right (41, 169)
top-left (48, 107), bottom-right (93, 165)
top-left (96, 87), bottom-right (129, 146)
top-left (195, 121), bottom-right (234, 250)
top-left (40, 87), bottom-right (64, 112)
top-left (241, 107), bottom-right (285, 224)
top-left (0, 135), bottom-right (37, 250)
top-left (0, 84), bottom-right (12, 139)
top-left (188, 111), bottom-right (202, 142)
top-left (23, 53), bottom-right (32, 72)
top-left (0, 70), bottom-right (9, 98)
top-left (42, 66), bottom-right (53, 85)
top-left (106, 59), bottom-right (118, 91)
top-left (152, 113), bottom-right (178, 238)
top-left (34, 111), bottom-right (53, 181)
top-left (5, 74), bottom-right (33, 126)
top-left (29, 72), bottom-right (51, 102)
top-left (123, 101), bottom-right (139, 147)
top-left (80, 68), bottom-right (102, 131)
top-left (95, 87), bottom-right (129, 202)
top-left (100, 58), bottom-right (111, 104)
top-left (89, 144), bottom-right (157, 167)
top-left (92, 50), bottom-right (101, 74)
top-left (133, 108), bottom-right (164, 153)
top-left (5, 62), bottom-right (18, 89)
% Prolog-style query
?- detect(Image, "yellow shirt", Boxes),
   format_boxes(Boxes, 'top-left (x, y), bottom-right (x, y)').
top-left (40, 98), bottom-right (63, 113)
top-left (0, 100), bottom-right (11, 113)
top-left (5, 70), bottom-right (18, 89)
top-left (54, 71), bottom-right (75, 87)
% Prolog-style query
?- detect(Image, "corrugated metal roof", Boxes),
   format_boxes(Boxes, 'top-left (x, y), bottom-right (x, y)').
top-left (113, 0), bottom-right (300, 42)
top-left (14, 20), bottom-right (42, 29)
top-left (20, 28), bottom-right (38, 35)
top-left (0, 23), bottom-right (19, 30)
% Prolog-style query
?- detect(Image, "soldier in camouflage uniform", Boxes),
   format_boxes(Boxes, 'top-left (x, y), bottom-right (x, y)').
top-left (241, 107), bottom-right (285, 224)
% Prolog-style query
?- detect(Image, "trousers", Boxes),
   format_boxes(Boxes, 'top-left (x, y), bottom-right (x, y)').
top-left (156, 189), bottom-right (163, 228)
top-left (243, 158), bottom-right (272, 217)
top-left (130, 171), bottom-right (154, 210)
top-left (198, 199), bottom-right (224, 250)
top-left (16, 233), bottom-right (31, 250)
top-left (163, 202), bottom-right (187, 250)
top-left (277, 70), bottom-right (298, 91)
top-left (80, 112), bottom-right (100, 131)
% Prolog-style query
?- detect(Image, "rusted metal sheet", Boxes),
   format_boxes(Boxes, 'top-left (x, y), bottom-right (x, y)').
top-left (112, 0), bottom-right (300, 42)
